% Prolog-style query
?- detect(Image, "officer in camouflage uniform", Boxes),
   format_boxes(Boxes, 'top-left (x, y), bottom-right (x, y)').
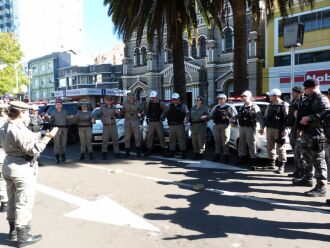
top-left (0, 103), bottom-right (8, 213)
top-left (210, 94), bottom-right (235, 163)
top-left (237, 91), bottom-right (264, 168)
top-left (190, 96), bottom-right (209, 160)
top-left (28, 105), bottom-right (43, 133)
top-left (144, 91), bottom-right (166, 157)
top-left (295, 78), bottom-right (330, 197)
top-left (123, 93), bottom-right (144, 157)
top-left (100, 96), bottom-right (120, 160)
top-left (162, 93), bottom-right (189, 159)
top-left (286, 86), bottom-right (305, 178)
top-left (76, 103), bottom-right (95, 161)
top-left (260, 89), bottom-right (289, 174)
top-left (0, 101), bottom-right (56, 247)
top-left (49, 100), bottom-right (69, 164)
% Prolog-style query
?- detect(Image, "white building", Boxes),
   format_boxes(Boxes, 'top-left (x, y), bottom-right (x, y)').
top-left (93, 43), bottom-right (125, 65)
top-left (12, 0), bottom-right (84, 62)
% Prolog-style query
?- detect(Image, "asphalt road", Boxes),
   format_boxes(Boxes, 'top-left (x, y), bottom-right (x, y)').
top-left (0, 143), bottom-right (329, 248)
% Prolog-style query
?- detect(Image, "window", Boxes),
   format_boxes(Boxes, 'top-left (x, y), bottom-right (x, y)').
top-left (141, 47), bottom-right (147, 65)
top-left (183, 40), bottom-right (189, 57)
top-left (322, 9), bottom-right (330, 28)
top-left (134, 48), bottom-right (140, 66)
top-left (300, 13), bottom-right (318, 32)
top-left (33, 79), bottom-right (39, 87)
top-left (191, 39), bottom-right (197, 59)
top-left (224, 28), bottom-right (233, 53)
top-left (40, 64), bottom-right (45, 73)
top-left (47, 62), bottom-right (53, 70)
top-left (199, 36), bottom-right (207, 58)
top-left (274, 50), bottom-right (330, 67)
top-left (59, 78), bottom-right (66, 88)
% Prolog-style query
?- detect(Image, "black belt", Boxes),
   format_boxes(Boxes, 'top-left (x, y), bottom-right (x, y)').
top-left (191, 120), bottom-right (205, 124)
top-left (103, 123), bottom-right (116, 126)
top-left (149, 119), bottom-right (160, 122)
top-left (78, 125), bottom-right (91, 127)
top-left (54, 125), bottom-right (68, 128)
top-left (169, 122), bottom-right (183, 126)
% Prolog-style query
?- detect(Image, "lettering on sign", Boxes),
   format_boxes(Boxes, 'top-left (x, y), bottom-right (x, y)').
top-left (305, 69), bottom-right (330, 84)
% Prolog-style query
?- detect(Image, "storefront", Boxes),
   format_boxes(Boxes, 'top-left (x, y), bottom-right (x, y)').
top-left (54, 88), bottom-right (130, 107)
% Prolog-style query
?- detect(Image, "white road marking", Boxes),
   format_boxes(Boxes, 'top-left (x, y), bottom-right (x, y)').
top-left (37, 184), bottom-right (160, 232)
top-left (75, 163), bottom-right (330, 216)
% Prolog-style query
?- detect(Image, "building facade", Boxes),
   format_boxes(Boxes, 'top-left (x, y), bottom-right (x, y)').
top-left (94, 43), bottom-right (125, 65)
top-left (0, 0), bottom-right (14, 32)
top-left (28, 52), bottom-right (71, 102)
top-left (122, 6), bottom-right (264, 107)
top-left (263, 0), bottom-right (330, 95)
top-left (55, 64), bottom-right (123, 106)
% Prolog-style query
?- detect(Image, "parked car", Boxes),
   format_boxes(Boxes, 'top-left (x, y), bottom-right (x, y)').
top-left (141, 117), bottom-right (191, 147)
top-left (91, 106), bottom-right (125, 146)
top-left (41, 102), bottom-right (93, 144)
top-left (206, 101), bottom-right (293, 159)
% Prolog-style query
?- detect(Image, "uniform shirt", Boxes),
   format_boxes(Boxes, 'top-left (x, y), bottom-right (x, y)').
top-left (162, 103), bottom-right (190, 124)
top-left (210, 103), bottom-right (235, 125)
top-left (100, 105), bottom-right (117, 125)
top-left (29, 114), bottom-right (43, 132)
top-left (263, 100), bottom-right (289, 129)
top-left (76, 110), bottom-right (93, 127)
top-left (239, 103), bottom-right (264, 128)
top-left (146, 101), bottom-right (164, 121)
top-left (190, 105), bottom-right (209, 124)
top-left (122, 101), bottom-right (143, 126)
top-left (286, 97), bottom-right (301, 127)
top-left (50, 110), bottom-right (68, 127)
top-left (0, 114), bottom-right (8, 164)
top-left (1, 120), bottom-right (51, 177)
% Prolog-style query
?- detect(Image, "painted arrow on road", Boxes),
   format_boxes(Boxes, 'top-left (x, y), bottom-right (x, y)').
top-left (37, 184), bottom-right (159, 232)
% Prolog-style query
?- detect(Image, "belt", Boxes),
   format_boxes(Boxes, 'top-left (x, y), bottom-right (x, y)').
top-left (54, 125), bottom-right (68, 128)
top-left (103, 123), bottom-right (116, 126)
top-left (149, 119), bottom-right (160, 122)
top-left (78, 125), bottom-right (91, 127)
top-left (169, 122), bottom-right (182, 126)
top-left (191, 120), bottom-right (205, 124)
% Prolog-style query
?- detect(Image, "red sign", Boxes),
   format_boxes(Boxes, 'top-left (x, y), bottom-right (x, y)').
top-left (305, 69), bottom-right (330, 84)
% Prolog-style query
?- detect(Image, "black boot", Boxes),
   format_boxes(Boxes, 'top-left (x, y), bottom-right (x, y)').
top-left (193, 153), bottom-right (199, 160)
top-left (8, 221), bottom-right (16, 241)
top-left (223, 155), bottom-right (229, 164)
top-left (167, 150), bottom-right (174, 158)
top-left (136, 147), bottom-right (142, 157)
top-left (161, 148), bottom-right (168, 157)
top-left (326, 199), bottom-right (330, 206)
top-left (55, 155), bottom-right (60, 164)
top-left (292, 176), bottom-right (313, 187)
top-left (61, 154), bottom-right (66, 163)
top-left (275, 162), bottom-right (285, 174)
top-left (89, 153), bottom-right (94, 160)
top-left (102, 152), bottom-right (107, 160)
top-left (114, 153), bottom-right (120, 158)
top-left (0, 201), bottom-right (8, 212)
top-left (304, 184), bottom-right (326, 197)
top-left (144, 149), bottom-right (152, 157)
top-left (78, 153), bottom-right (85, 161)
top-left (17, 226), bottom-right (42, 248)
top-left (181, 150), bottom-right (187, 159)
top-left (212, 153), bottom-right (220, 162)
top-left (125, 148), bottom-right (130, 157)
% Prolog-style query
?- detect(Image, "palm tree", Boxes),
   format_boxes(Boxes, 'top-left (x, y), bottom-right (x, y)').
top-left (104, 0), bottom-right (217, 102)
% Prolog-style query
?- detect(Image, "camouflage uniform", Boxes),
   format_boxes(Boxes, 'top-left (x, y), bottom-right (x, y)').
top-left (0, 114), bottom-right (8, 207)
top-left (297, 92), bottom-right (330, 196)
top-left (28, 114), bottom-right (43, 133)
top-left (50, 110), bottom-right (68, 163)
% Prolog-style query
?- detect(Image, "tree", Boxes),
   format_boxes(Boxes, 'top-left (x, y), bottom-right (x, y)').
top-left (104, 0), bottom-right (218, 102)
top-left (0, 33), bottom-right (27, 95)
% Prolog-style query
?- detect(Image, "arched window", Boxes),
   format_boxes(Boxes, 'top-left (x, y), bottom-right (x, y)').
top-left (199, 36), bottom-right (207, 58)
top-left (183, 40), bottom-right (189, 57)
top-left (134, 48), bottom-right (140, 66)
top-left (164, 44), bottom-right (173, 64)
top-left (141, 47), bottom-right (147, 65)
top-left (191, 39), bottom-right (197, 59)
top-left (224, 28), bottom-right (233, 53)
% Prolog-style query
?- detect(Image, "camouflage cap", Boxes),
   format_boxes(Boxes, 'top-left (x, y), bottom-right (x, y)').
top-left (9, 101), bottom-right (30, 110)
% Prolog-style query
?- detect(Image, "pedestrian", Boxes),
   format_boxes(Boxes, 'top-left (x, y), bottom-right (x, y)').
top-left (144, 91), bottom-right (167, 157)
top-left (0, 103), bottom-right (9, 213)
top-left (99, 96), bottom-right (120, 160)
top-left (237, 90), bottom-right (264, 168)
top-left (286, 86), bottom-right (305, 178)
top-left (190, 96), bottom-right (209, 160)
top-left (76, 103), bottom-right (95, 161)
top-left (47, 99), bottom-right (69, 164)
top-left (210, 94), bottom-right (235, 163)
top-left (162, 93), bottom-right (189, 159)
top-left (295, 78), bottom-right (329, 197)
top-left (0, 101), bottom-right (57, 247)
top-left (123, 93), bottom-right (144, 157)
top-left (260, 89), bottom-right (289, 174)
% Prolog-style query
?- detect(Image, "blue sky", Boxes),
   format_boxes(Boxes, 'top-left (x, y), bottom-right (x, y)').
top-left (84, 0), bottom-right (123, 55)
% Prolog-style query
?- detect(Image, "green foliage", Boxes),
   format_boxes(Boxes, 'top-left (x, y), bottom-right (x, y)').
top-left (0, 33), bottom-right (27, 95)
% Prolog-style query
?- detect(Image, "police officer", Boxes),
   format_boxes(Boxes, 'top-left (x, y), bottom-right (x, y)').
top-left (100, 96), bottom-right (120, 160)
top-left (286, 86), bottom-right (305, 178)
top-left (260, 89), bottom-right (289, 174)
top-left (123, 93), bottom-right (144, 157)
top-left (28, 105), bottom-right (43, 133)
top-left (76, 103), bottom-right (95, 161)
top-left (0, 103), bottom-right (8, 212)
top-left (0, 101), bottom-right (57, 247)
top-left (237, 91), bottom-right (264, 167)
top-left (190, 96), bottom-right (209, 160)
top-left (144, 91), bottom-right (166, 156)
top-left (162, 93), bottom-right (189, 159)
top-left (210, 94), bottom-right (235, 163)
top-left (295, 78), bottom-right (330, 197)
top-left (48, 99), bottom-right (69, 164)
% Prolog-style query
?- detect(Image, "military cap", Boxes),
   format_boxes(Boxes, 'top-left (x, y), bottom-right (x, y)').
top-left (9, 101), bottom-right (30, 110)
top-left (267, 88), bottom-right (281, 96)
top-left (292, 86), bottom-right (304, 93)
top-left (303, 78), bottom-right (319, 88)
top-left (241, 90), bottom-right (252, 98)
top-left (55, 98), bottom-right (62, 104)
top-left (31, 104), bottom-right (39, 110)
top-left (217, 94), bottom-right (227, 100)
top-left (81, 103), bottom-right (88, 107)
top-left (172, 93), bottom-right (180, 99)
top-left (127, 92), bottom-right (135, 97)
